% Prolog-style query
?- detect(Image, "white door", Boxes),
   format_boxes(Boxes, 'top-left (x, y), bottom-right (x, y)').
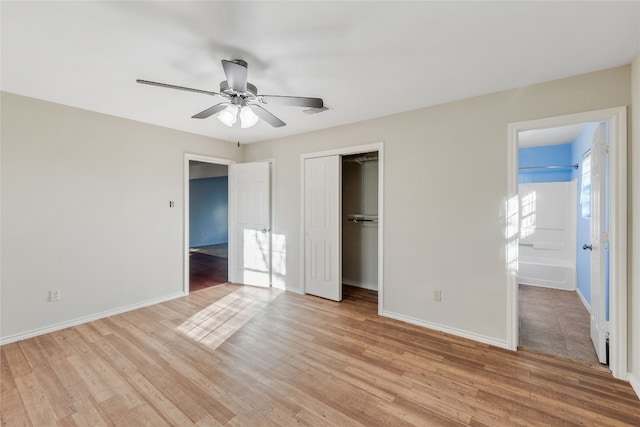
top-left (228, 162), bottom-right (271, 287)
top-left (304, 155), bottom-right (341, 301)
top-left (589, 122), bottom-right (608, 364)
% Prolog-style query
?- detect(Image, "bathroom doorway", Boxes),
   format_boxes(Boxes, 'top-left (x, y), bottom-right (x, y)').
top-left (516, 122), bottom-right (603, 367)
top-left (507, 107), bottom-right (627, 379)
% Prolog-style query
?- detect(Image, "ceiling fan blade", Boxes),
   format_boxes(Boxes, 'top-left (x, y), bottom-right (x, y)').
top-left (260, 95), bottom-right (323, 109)
top-left (249, 104), bottom-right (286, 128)
top-left (192, 103), bottom-right (230, 119)
top-left (136, 79), bottom-right (219, 96)
top-left (221, 59), bottom-right (248, 92)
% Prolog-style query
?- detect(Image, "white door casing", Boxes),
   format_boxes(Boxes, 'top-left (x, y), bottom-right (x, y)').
top-left (304, 155), bottom-right (342, 301)
top-left (228, 162), bottom-right (271, 287)
top-left (506, 107), bottom-right (627, 380)
top-left (589, 122), bottom-right (608, 364)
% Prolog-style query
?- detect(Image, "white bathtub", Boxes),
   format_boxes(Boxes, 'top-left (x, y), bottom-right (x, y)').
top-left (518, 259), bottom-right (576, 290)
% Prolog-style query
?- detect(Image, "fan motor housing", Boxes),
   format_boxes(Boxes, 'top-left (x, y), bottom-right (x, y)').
top-left (220, 81), bottom-right (258, 99)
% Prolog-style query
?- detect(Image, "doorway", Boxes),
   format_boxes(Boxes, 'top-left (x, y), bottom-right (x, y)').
top-left (516, 122), bottom-right (603, 367)
top-left (301, 143), bottom-right (384, 313)
top-left (342, 152), bottom-right (379, 295)
top-left (506, 107), bottom-right (627, 379)
top-left (184, 154), bottom-right (234, 294)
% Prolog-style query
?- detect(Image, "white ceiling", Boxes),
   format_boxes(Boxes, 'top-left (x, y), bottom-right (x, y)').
top-left (519, 123), bottom-right (588, 148)
top-left (2, 1), bottom-right (639, 144)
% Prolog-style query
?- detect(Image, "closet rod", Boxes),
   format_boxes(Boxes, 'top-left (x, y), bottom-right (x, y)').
top-left (519, 163), bottom-right (579, 170)
top-left (343, 156), bottom-right (378, 164)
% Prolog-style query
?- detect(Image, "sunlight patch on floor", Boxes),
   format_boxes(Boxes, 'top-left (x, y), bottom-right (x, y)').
top-left (178, 286), bottom-right (283, 349)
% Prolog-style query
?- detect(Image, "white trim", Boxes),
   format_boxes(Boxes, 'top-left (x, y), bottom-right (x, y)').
top-left (300, 142), bottom-right (384, 314)
top-left (507, 107), bottom-right (628, 380)
top-left (576, 287), bottom-right (591, 313)
top-left (0, 292), bottom-right (185, 345)
top-left (184, 153), bottom-right (235, 294)
top-left (506, 121), bottom-right (519, 354)
top-left (383, 310), bottom-right (509, 349)
top-left (629, 374), bottom-right (640, 400)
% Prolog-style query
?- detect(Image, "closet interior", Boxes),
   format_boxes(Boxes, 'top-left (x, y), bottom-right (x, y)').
top-left (342, 152), bottom-right (379, 292)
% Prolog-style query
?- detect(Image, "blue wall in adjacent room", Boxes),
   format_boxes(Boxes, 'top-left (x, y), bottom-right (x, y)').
top-left (518, 143), bottom-right (573, 183)
top-left (189, 176), bottom-right (228, 248)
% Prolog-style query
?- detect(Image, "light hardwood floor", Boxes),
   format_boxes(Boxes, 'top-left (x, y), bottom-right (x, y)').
top-left (2, 284), bottom-right (639, 426)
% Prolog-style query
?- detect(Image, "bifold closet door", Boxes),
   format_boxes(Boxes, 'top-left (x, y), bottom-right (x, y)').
top-left (304, 155), bottom-right (341, 301)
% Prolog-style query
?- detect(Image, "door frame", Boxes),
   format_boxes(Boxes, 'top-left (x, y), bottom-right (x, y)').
top-left (300, 142), bottom-right (384, 313)
top-left (506, 107), bottom-right (627, 379)
top-left (183, 153), bottom-right (235, 294)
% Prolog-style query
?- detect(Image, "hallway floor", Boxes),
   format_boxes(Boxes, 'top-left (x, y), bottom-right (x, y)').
top-left (189, 252), bottom-right (228, 292)
top-left (518, 284), bottom-right (604, 369)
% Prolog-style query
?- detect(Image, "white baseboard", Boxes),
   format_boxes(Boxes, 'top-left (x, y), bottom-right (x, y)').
top-left (629, 374), bottom-right (640, 400)
top-left (0, 291), bottom-right (186, 345)
top-left (382, 310), bottom-right (509, 350)
top-left (576, 287), bottom-right (591, 313)
top-left (286, 286), bottom-right (304, 295)
top-left (342, 279), bottom-right (378, 291)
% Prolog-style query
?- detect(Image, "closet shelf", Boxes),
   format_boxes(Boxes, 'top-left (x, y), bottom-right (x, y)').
top-left (348, 214), bottom-right (378, 224)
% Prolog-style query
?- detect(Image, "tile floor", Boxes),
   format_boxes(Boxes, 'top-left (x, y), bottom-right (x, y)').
top-left (519, 284), bottom-right (605, 369)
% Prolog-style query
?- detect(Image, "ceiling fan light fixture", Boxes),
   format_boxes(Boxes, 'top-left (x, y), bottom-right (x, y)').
top-left (138, 58), bottom-right (324, 129)
top-left (239, 106), bottom-right (259, 128)
top-left (217, 104), bottom-right (238, 127)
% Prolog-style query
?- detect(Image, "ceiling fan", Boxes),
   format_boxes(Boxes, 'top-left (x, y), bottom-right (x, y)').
top-left (137, 59), bottom-right (324, 128)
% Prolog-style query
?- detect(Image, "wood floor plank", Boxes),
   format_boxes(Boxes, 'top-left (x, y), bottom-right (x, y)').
top-left (68, 396), bottom-right (109, 427)
top-left (32, 365), bottom-right (76, 421)
top-left (0, 386), bottom-right (31, 426)
top-left (2, 284), bottom-right (640, 426)
top-left (127, 372), bottom-right (196, 426)
top-left (3, 342), bottom-right (31, 378)
top-left (13, 372), bottom-right (58, 426)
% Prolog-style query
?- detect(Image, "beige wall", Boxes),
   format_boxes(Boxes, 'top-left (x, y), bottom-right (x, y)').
top-left (1, 64), bottom-right (635, 357)
top-left (245, 66), bottom-right (631, 346)
top-left (631, 56), bottom-right (640, 393)
top-left (0, 92), bottom-right (240, 341)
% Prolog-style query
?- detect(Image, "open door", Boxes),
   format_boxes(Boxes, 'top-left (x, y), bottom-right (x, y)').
top-left (304, 155), bottom-right (342, 301)
top-left (228, 162), bottom-right (271, 287)
top-left (589, 122), bottom-right (608, 364)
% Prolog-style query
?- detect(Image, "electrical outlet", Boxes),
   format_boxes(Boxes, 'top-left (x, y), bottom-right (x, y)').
top-left (49, 289), bottom-right (61, 302)
top-left (433, 290), bottom-right (442, 302)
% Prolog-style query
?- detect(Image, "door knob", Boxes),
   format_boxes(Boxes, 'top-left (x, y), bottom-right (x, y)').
top-left (583, 244), bottom-right (592, 251)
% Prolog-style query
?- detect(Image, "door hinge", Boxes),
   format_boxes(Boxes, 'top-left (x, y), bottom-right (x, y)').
top-left (601, 232), bottom-right (610, 243)
top-left (601, 320), bottom-right (610, 333)
top-left (601, 144), bottom-right (610, 155)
